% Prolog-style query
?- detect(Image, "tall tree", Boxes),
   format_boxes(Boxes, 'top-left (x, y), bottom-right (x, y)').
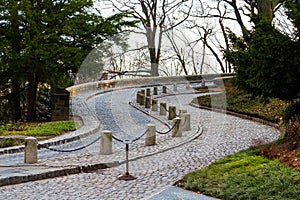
top-left (105, 0), bottom-right (193, 76)
top-left (0, 0), bottom-right (135, 121)
top-left (226, 0), bottom-right (300, 100)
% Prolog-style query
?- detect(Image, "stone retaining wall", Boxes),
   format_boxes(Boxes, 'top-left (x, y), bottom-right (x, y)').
top-left (67, 74), bottom-right (235, 96)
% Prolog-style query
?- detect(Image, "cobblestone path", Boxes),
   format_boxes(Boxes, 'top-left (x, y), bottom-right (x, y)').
top-left (0, 86), bottom-right (280, 199)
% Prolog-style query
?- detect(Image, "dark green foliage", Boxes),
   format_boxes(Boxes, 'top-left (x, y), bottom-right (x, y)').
top-left (0, 0), bottom-right (135, 121)
top-left (226, 2), bottom-right (300, 101)
top-left (284, 102), bottom-right (300, 123)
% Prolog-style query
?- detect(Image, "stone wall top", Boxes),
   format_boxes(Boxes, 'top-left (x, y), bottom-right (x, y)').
top-left (66, 73), bottom-right (235, 97)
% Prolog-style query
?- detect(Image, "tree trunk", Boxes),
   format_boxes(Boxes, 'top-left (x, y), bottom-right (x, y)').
top-left (149, 47), bottom-right (159, 76)
top-left (257, 0), bottom-right (273, 21)
top-left (11, 82), bottom-right (22, 121)
top-left (26, 73), bottom-right (38, 121)
top-left (256, 0), bottom-right (282, 21)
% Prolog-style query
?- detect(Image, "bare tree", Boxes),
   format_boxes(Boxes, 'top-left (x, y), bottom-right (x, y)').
top-left (103, 0), bottom-right (193, 76)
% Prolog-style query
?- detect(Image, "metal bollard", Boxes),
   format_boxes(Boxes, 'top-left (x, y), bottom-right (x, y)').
top-left (160, 102), bottom-right (167, 115)
top-left (145, 96), bottom-right (151, 109)
top-left (24, 137), bottom-right (38, 164)
top-left (172, 117), bottom-right (182, 137)
top-left (153, 86), bottom-right (158, 95)
top-left (151, 99), bottom-right (158, 111)
top-left (181, 113), bottom-right (191, 131)
top-left (168, 105), bottom-right (176, 120)
top-left (100, 130), bottom-right (112, 155)
top-left (145, 124), bottom-right (156, 146)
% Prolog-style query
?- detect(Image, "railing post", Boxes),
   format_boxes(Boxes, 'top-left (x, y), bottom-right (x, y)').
top-left (145, 124), bottom-right (156, 146)
top-left (160, 102), bottom-right (167, 115)
top-left (172, 117), bottom-right (182, 137)
top-left (24, 137), bottom-right (38, 164)
top-left (145, 96), bottom-right (151, 109)
top-left (201, 79), bottom-right (206, 87)
top-left (173, 83), bottom-right (178, 91)
top-left (153, 86), bottom-right (158, 95)
top-left (186, 83), bottom-right (190, 90)
top-left (140, 94), bottom-right (145, 106)
top-left (151, 99), bottom-right (158, 111)
top-left (162, 85), bottom-right (167, 94)
top-left (168, 105), bottom-right (176, 120)
top-left (136, 91), bottom-right (141, 104)
top-left (181, 113), bottom-right (191, 131)
top-left (100, 130), bottom-right (112, 155)
top-left (146, 88), bottom-right (151, 96)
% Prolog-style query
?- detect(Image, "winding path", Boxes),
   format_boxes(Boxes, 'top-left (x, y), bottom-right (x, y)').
top-left (0, 84), bottom-right (280, 199)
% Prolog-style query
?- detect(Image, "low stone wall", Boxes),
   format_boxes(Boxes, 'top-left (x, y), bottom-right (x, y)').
top-left (67, 73), bottom-right (235, 96)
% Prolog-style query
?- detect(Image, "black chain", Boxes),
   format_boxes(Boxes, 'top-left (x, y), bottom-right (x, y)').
top-left (111, 134), bottom-right (125, 143)
top-left (156, 121), bottom-right (178, 135)
top-left (132, 130), bottom-right (148, 142)
top-left (38, 135), bottom-right (101, 153)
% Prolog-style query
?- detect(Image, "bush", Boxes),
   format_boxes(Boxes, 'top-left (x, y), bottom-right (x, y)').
top-left (284, 102), bottom-right (300, 123)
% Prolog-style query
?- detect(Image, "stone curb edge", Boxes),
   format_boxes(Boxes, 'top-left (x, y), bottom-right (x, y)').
top-left (189, 102), bottom-right (284, 133)
top-left (0, 162), bottom-right (119, 187)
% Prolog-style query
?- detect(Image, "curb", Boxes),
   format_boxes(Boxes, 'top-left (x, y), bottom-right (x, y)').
top-left (189, 102), bottom-right (284, 133)
top-left (0, 162), bottom-right (119, 187)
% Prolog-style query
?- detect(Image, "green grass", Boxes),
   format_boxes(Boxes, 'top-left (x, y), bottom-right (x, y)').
top-left (0, 120), bottom-right (77, 137)
top-left (0, 120), bottom-right (78, 148)
top-left (0, 138), bottom-right (24, 148)
top-left (178, 149), bottom-right (300, 200)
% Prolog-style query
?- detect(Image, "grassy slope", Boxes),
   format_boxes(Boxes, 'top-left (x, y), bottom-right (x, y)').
top-left (178, 149), bottom-right (300, 200)
top-left (179, 81), bottom-right (300, 199)
top-left (0, 120), bottom-right (77, 148)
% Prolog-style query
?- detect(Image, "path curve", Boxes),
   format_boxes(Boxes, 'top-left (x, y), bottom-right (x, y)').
top-left (0, 84), bottom-right (280, 199)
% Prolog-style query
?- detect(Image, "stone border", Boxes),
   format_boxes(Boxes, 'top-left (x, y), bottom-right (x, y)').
top-left (189, 102), bottom-right (284, 133)
top-left (0, 162), bottom-right (119, 187)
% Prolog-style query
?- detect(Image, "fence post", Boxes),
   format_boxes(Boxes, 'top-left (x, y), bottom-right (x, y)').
top-left (136, 91), bottom-right (141, 104)
top-left (100, 130), bottom-right (112, 155)
top-left (152, 99), bottom-right (158, 111)
top-left (140, 94), bottom-right (145, 106)
top-left (172, 117), bottom-right (182, 137)
top-left (181, 113), bottom-right (191, 131)
top-left (145, 124), bottom-right (156, 146)
top-left (201, 79), bottom-right (206, 87)
top-left (162, 85), bottom-right (167, 94)
top-left (173, 83), bottom-right (178, 91)
top-left (146, 88), bottom-right (151, 96)
top-left (186, 83), bottom-right (191, 90)
top-left (160, 102), bottom-right (167, 115)
top-left (145, 96), bottom-right (151, 109)
top-left (153, 86), bottom-right (158, 95)
top-left (168, 105), bottom-right (176, 120)
top-left (24, 137), bottom-right (38, 164)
